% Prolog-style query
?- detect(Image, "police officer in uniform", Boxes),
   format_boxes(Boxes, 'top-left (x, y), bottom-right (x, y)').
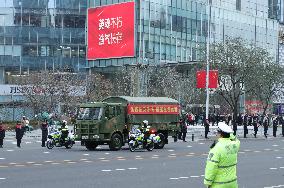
top-left (204, 122), bottom-right (240, 188)
top-left (15, 121), bottom-right (24, 148)
top-left (0, 122), bottom-right (5, 148)
top-left (281, 115), bottom-right (284, 137)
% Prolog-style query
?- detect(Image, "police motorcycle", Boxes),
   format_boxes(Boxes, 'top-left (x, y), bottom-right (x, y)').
top-left (46, 125), bottom-right (75, 149)
top-left (128, 125), bottom-right (161, 152)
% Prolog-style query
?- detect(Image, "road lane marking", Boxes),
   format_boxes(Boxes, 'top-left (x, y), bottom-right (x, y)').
top-left (36, 141), bottom-right (41, 143)
top-left (15, 165), bottom-right (25, 167)
top-left (25, 142), bottom-right (32, 144)
top-left (272, 145), bottom-right (279, 147)
top-left (0, 166), bottom-right (8, 168)
top-left (44, 161), bottom-right (53, 163)
top-left (186, 155), bottom-right (193, 157)
top-left (264, 149), bottom-right (271, 151)
top-left (80, 159), bottom-right (88, 161)
top-left (168, 156), bottom-right (176, 158)
top-left (135, 158), bottom-right (143, 160)
top-left (115, 169), bottom-right (125, 171)
top-left (152, 157), bottom-right (159, 159)
top-left (254, 151), bottom-right (261, 153)
top-left (102, 170), bottom-right (112, 172)
top-left (276, 157), bottom-right (283, 159)
top-left (27, 162), bottom-right (35, 164)
top-left (84, 161), bottom-right (93, 163)
top-left (244, 149), bottom-right (251, 152)
top-left (199, 143), bottom-right (204, 145)
top-left (274, 150), bottom-right (280, 152)
top-left (170, 178), bottom-right (179, 180)
top-left (0, 178), bottom-right (6, 180)
top-left (264, 185), bottom-right (284, 188)
top-left (117, 157), bottom-right (125, 159)
top-left (6, 150), bottom-right (14, 152)
top-left (67, 162), bottom-right (77, 164)
top-left (190, 176), bottom-right (200, 178)
top-left (201, 175), bottom-right (205, 177)
top-left (269, 168), bottom-right (278, 170)
top-left (9, 163), bottom-right (17, 165)
top-left (99, 158), bottom-right (106, 160)
top-left (33, 164), bottom-right (43, 166)
top-left (179, 177), bottom-right (189, 179)
top-left (153, 155), bottom-right (159, 157)
top-left (104, 153), bottom-right (110, 155)
top-left (128, 168), bottom-right (138, 170)
top-left (101, 160), bottom-right (110, 162)
top-left (202, 153), bottom-right (208, 156)
top-left (0, 158), bottom-right (5, 160)
top-left (12, 142), bottom-right (17, 145)
top-left (239, 152), bottom-right (245, 154)
top-left (51, 163), bottom-right (60, 165)
top-left (170, 154), bottom-right (176, 156)
top-left (187, 145), bottom-right (192, 148)
top-left (135, 156), bottom-right (141, 158)
top-left (280, 167), bottom-right (284, 169)
top-left (83, 154), bottom-right (89, 156)
top-left (189, 153), bottom-right (195, 155)
top-left (168, 150), bottom-right (175, 152)
top-left (43, 152), bottom-right (50, 154)
top-left (117, 159), bottom-right (126, 161)
top-left (63, 160), bottom-right (71, 162)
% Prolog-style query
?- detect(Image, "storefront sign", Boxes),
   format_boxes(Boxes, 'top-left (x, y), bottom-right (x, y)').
top-left (0, 85), bottom-right (86, 96)
top-left (127, 104), bottom-right (180, 115)
top-left (87, 1), bottom-right (135, 60)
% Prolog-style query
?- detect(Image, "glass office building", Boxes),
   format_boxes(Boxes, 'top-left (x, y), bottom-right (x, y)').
top-left (88, 0), bottom-right (279, 71)
top-left (0, 0), bottom-right (87, 83)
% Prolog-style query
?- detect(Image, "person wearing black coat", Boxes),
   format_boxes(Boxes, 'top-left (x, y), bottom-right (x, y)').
top-left (15, 121), bottom-right (24, 148)
top-left (243, 114), bottom-right (248, 138)
top-left (204, 119), bottom-right (210, 139)
top-left (180, 118), bottom-right (187, 142)
top-left (280, 115), bottom-right (284, 137)
top-left (252, 114), bottom-right (258, 138)
top-left (263, 115), bottom-right (269, 138)
top-left (41, 120), bottom-right (48, 147)
top-left (0, 122), bottom-right (5, 148)
top-left (272, 116), bottom-right (278, 137)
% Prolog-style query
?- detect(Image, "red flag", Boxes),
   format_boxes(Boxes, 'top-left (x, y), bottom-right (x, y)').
top-left (209, 70), bottom-right (218, 88)
top-left (196, 70), bottom-right (206, 88)
top-left (196, 70), bottom-right (218, 88)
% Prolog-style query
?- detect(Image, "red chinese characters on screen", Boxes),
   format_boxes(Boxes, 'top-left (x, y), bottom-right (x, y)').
top-left (87, 2), bottom-right (135, 60)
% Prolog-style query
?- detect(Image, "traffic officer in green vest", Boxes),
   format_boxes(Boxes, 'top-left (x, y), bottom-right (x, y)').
top-left (204, 122), bottom-right (240, 188)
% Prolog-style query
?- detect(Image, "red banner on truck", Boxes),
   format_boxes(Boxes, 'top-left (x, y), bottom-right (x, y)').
top-left (87, 1), bottom-right (135, 60)
top-left (127, 104), bottom-right (180, 115)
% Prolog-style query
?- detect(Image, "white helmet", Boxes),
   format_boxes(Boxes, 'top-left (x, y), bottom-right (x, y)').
top-left (142, 120), bottom-right (148, 125)
top-left (217, 122), bottom-right (233, 133)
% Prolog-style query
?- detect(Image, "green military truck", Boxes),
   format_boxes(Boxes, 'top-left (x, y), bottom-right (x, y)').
top-left (75, 96), bottom-right (180, 151)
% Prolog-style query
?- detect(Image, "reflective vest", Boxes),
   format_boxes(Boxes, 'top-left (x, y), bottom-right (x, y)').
top-left (204, 134), bottom-right (240, 188)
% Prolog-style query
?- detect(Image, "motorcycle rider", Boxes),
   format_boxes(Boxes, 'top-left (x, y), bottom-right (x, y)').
top-left (141, 120), bottom-right (151, 145)
top-left (59, 120), bottom-right (69, 143)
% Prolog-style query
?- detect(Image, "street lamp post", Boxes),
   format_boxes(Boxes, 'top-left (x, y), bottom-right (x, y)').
top-left (205, 0), bottom-right (211, 121)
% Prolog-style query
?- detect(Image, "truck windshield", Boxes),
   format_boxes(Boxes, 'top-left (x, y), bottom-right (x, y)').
top-left (77, 107), bottom-right (102, 120)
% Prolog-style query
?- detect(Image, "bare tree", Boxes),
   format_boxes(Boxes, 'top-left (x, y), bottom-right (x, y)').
top-left (210, 38), bottom-right (275, 123)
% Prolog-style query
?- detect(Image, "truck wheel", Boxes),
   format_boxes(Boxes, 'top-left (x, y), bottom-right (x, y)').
top-left (109, 133), bottom-right (123, 151)
top-left (85, 142), bottom-right (98, 151)
top-left (154, 133), bottom-right (165, 149)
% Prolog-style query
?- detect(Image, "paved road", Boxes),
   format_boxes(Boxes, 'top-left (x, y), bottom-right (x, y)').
top-left (0, 133), bottom-right (284, 188)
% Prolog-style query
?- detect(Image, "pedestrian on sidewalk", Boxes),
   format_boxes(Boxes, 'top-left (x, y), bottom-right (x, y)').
top-left (41, 119), bottom-right (48, 147)
top-left (0, 122), bottom-right (5, 148)
top-left (204, 122), bottom-right (240, 188)
top-left (272, 115), bottom-right (278, 137)
top-left (15, 121), bottom-right (24, 148)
